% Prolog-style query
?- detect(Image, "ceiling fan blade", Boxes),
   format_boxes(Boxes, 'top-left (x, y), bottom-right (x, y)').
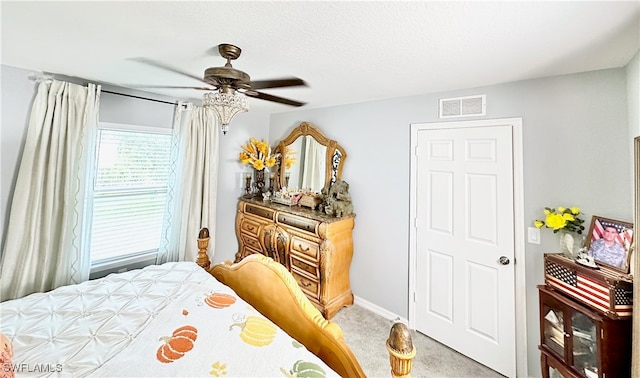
top-left (248, 77), bottom-right (307, 90)
top-left (130, 85), bottom-right (214, 91)
top-left (130, 57), bottom-right (208, 84)
top-left (245, 90), bottom-right (306, 107)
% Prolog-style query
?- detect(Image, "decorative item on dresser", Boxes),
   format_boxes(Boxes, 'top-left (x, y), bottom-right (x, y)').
top-left (321, 179), bottom-right (354, 217)
top-left (584, 215), bottom-right (634, 274)
top-left (539, 253), bottom-right (633, 378)
top-left (534, 206), bottom-right (586, 260)
top-left (544, 253), bottom-right (633, 319)
top-left (298, 193), bottom-right (323, 210)
top-left (235, 122), bottom-right (354, 319)
top-left (238, 137), bottom-right (281, 198)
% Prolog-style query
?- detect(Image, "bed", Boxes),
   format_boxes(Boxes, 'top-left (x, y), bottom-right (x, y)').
top-left (0, 229), bottom-right (414, 377)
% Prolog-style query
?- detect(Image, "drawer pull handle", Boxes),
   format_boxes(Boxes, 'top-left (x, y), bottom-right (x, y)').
top-left (300, 280), bottom-right (311, 288)
top-left (298, 244), bottom-right (310, 252)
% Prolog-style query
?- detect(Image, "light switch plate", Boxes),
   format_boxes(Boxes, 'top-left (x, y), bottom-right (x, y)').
top-left (527, 227), bottom-right (541, 245)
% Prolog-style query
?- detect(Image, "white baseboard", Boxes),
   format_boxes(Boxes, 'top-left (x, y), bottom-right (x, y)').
top-left (353, 295), bottom-right (409, 326)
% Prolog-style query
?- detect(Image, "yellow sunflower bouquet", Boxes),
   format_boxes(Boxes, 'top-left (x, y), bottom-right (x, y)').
top-left (239, 138), bottom-right (277, 171)
top-left (534, 206), bottom-right (585, 234)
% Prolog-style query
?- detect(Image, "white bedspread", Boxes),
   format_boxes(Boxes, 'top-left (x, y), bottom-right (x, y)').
top-left (0, 262), bottom-right (335, 377)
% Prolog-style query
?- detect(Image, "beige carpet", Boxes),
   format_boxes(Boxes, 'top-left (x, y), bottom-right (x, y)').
top-left (332, 304), bottom-right (505, 378)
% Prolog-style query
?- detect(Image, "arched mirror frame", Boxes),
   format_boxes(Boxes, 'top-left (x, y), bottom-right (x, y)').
top-left (274, 122), bottom-right (347, 191)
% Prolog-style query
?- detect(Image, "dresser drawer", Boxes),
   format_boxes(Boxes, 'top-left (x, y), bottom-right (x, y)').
top-left (240, 233), bottom-right (263, 252)
top-left (245, 204), bottom-right (275, 220)
top-left (239, 218), bottom-right (261, 237)
top-left (277, 213), bottom-right (319, 234)
top-left (291, 270), bottom-right (319, 299)
top-left (290, 255), bottom-right (319, 278)
top-left (238, 245), bottom-right (262, 261)
top-left (290, 236), bottom-right (320, 260)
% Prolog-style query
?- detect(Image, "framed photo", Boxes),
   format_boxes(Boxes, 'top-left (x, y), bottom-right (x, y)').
top-left (585, 216), bottom-right (634, 273)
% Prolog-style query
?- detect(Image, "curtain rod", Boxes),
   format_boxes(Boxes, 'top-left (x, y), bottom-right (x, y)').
top-left (101, 90), bottom-right (187, 107)
top-left (26, 72), bottom-right (187, 108)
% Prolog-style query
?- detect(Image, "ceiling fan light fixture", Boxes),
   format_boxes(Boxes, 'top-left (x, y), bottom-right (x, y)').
top-left (202, 91), bottom-right (249, 134)
top-left (134, 43), bottom-right (306, 134)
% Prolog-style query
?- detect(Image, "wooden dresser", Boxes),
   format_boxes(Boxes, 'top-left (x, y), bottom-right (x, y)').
top-left (235, 198), bottom-right (354, 319)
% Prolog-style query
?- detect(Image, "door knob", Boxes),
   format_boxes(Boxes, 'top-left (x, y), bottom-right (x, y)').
top-left (499, 256), bottom-right (510, 265)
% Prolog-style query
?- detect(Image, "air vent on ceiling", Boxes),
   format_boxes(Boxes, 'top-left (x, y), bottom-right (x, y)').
top-left (439, 95), bottom-right (486, 118)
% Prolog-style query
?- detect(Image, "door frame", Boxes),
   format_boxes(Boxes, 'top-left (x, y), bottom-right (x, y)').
top-left (408, 117), bottom-right (527, 377)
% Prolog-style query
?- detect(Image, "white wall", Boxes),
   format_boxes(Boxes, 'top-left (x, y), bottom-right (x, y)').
top-left (269, 68), bottom-right (632, 377)
top-left (99, 91), bottom-right (175, 128)
top-left (212, 110), bottom-right (271, 264)
top-left (628, 50), bottom-right (639, 138)
top-left (0, 65), bottom-right (36, 252)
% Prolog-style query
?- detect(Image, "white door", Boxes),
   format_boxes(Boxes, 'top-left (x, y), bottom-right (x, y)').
top-left (414, 123), bottom-right (516, 377)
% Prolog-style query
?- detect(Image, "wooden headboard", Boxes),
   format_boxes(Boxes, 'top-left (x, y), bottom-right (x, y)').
top-left (196, 227), bottom-right (415, 377)
top-left (209, 255), bottom-right (366, 377)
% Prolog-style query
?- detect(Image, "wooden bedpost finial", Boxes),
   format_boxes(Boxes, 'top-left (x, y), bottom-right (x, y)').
top-left (386, 322), bottom-right (416, 378)
top-left (196, 227), bottom-right (211, 269)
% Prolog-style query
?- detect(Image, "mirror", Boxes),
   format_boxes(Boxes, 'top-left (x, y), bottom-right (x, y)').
top-left (286, 136), bottom-right (327, 192)
top-left (274, 122), bottom-right (346, 193)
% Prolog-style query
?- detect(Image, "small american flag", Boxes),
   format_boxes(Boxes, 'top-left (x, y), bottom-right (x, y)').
top-left (545, 261), bottom-right (632, 317)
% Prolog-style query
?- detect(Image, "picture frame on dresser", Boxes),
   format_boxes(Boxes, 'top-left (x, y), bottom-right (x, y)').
top-left (585, 216), bottom-right (634, 274)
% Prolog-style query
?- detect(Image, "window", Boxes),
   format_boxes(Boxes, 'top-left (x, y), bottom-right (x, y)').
top-left (88, 124), bottom-right (173, 269)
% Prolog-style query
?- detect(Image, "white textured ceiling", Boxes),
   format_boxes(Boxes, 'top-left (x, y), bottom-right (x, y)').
top-left (2, 1), bottom-right (639, 114)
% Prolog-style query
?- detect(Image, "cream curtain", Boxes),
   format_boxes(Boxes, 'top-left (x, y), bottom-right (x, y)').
top-left (0, 80), bottom-right (100, 301)
top-left (158, 103), bottom-right (219, 263)
top-left (301, 135), bottom-right (326, 191)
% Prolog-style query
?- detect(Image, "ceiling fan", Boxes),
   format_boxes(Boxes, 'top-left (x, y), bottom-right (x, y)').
top-left (133, 43), bottom-right (307, 133)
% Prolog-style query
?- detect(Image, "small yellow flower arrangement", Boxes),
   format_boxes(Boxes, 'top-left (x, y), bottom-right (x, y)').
top-left (534, 206), bottom-right (585, 234)
top-left (282, 146), bottom-right (297, 170)
top-left (239, 138), bottom-right (277, 171)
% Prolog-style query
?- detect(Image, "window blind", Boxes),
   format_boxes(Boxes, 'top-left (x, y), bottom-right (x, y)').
top-left (90, 128), bottom-right (172, 264)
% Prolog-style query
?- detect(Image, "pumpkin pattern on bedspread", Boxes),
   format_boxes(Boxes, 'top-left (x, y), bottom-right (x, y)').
top-left (205, 292), bottom-right (237, 308)
top-left (230, 315), bottom-right (277, 346)
top-left (156, 325), bottom-right (198, 363)
top-left (281, 360), bottom-right (327, 378)
top-left (147, 292), bottom-right (332, 376)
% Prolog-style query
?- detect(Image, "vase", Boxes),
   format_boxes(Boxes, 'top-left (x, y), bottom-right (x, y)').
top-left (558, 231), bottom-right (585, 259)
top-left (254, 169), bottom-right (266, 194)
